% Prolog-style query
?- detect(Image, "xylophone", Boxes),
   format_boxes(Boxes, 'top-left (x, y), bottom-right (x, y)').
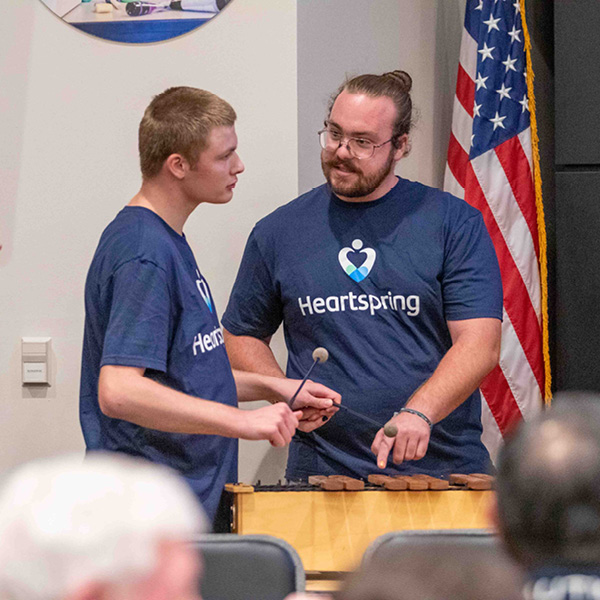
top-left (224, 473), bottom-right (495, 578)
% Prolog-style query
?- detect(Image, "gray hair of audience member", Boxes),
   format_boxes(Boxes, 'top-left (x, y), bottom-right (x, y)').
top-left (496, 393), bottom-right (600, 569)
top-left (335, 542), bottom-right (524, 600)
top-left (0, 452), bottom-right (206, 600)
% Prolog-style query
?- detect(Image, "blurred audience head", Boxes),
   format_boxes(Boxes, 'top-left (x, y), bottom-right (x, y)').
top-left (336, 540), bottom-right (524, 600)
top-left (496, 393), bottom-right (600, 570)
top-left (0, 452), bottom-right (206, 600)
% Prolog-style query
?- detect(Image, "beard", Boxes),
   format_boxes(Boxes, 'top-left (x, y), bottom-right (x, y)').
top-left (321, 149), bottom-right (396, 199)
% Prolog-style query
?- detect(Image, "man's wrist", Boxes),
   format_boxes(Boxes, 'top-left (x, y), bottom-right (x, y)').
top-left (264, 375), bottom-right (293, 404)
top-left (395, 407), bottom-right (433, 430)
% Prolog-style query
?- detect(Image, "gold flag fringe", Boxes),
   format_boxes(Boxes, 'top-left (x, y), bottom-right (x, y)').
top-left (521, 0), bottom-right (552, 404)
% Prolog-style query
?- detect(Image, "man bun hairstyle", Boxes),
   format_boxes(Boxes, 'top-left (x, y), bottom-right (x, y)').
top-left (139, 86), bottom-right (236, 180)
top-left (329, 70), bottom-right (414, 155)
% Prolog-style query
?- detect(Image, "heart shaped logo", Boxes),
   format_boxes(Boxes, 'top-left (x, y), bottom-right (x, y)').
top-left (338, 239), bottom-right (376, 282)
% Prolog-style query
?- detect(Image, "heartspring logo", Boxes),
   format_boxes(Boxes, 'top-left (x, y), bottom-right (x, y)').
top-left (296, 239), bottom-right (420, 318)
top-left (195, 270), bottom-right (213, 313)
top-left (338, 239), bottom-right (376, 282)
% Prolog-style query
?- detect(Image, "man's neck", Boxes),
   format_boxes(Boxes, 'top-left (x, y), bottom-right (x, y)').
top-left (129, 179), bottom-right (195, 235)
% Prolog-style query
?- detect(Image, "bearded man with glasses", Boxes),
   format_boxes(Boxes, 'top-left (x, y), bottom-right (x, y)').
top-left (222, 71), bottom-right (503, 482)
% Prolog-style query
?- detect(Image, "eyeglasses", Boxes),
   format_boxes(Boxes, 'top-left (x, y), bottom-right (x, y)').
top-left (318, 127), bottom-right (394, 160)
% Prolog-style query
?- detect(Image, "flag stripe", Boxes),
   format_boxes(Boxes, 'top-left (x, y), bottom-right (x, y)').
top-left (480, 364), bottom-right (524, 434)
top-left (444, 164), bottom-right (465, 200)
top-left (480, 397), bottom-right (502, 462)
top-left (447, 132), bottom-right (469, 188)
top-left (494, 136), bottom-right (540, 257)
top-left (459, 23), bottom-right (479, 80)
top-left (456, 63), bottom-right (475, 119)
top-left (500, 308), bottom-right (542, 418)
top-left (452, 93), bottom-right (474, 154)
top-left (471, 149), bottom-right (541, 317)
top-left (518, 128), bottom-right (534, 176)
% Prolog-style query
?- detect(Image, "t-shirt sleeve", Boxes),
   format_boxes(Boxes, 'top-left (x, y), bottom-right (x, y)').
top-left (443, 213), bottom-right (503, 321)
top-left (222, 230), bottom-right (283, 338)
top-left (101, 259), bottom-right (172, 371)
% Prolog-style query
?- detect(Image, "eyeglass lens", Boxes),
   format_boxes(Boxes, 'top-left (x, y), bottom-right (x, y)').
top-left (319, 130), bottom-right (374, 159)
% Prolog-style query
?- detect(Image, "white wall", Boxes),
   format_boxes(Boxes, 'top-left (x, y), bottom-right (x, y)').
top-left (0, 0), bottom-right (465, 484)
top-left (0, 0), bottom-right (298, 476)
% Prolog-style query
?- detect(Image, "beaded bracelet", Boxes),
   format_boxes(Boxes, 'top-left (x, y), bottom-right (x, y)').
top-left (395, 407), bottom-right (433, 430)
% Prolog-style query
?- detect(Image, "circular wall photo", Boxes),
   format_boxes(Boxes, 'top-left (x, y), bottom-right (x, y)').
top-left (39, 0), bottom-right (233, 43)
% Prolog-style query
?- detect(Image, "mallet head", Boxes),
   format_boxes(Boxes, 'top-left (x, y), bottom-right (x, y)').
top-left (312, 347), bottom-right (329, 363)
top-left (384, 423), bottom-right (398, 438)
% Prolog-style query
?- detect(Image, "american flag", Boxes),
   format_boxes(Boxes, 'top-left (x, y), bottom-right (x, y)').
top-left (444, 0), bottom-right (549, 459)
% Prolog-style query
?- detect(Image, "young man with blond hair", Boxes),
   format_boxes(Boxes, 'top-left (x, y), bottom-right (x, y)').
top-left (80, 87), bottom-right (339, 524)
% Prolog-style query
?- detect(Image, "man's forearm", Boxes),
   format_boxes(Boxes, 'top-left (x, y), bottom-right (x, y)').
top-left (405, 318), bottom-right (501, 423)
top-left (406, 341), bottom-right (497, 423)
top-left (224, 329), bottom-right (285, 377)
top-left (371, 317), bottom-right (501, 467)
top-left (98, 364), bottom-right (302, 449)
top-left (233, 369), bottom-right (288, 403)
top-left (99, 364), bottom-right (302, 447)
top-left (99, 365), bottom-right (247, 435)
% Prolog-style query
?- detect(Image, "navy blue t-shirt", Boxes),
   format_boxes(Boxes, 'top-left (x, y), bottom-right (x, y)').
top-left (222, 178), bottom-right (503, 479)
top-left (80, 206), bottom-right (238, 520)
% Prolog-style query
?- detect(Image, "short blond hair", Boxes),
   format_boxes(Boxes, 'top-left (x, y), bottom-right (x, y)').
top-left (139, 86), bottom-right (236, 179)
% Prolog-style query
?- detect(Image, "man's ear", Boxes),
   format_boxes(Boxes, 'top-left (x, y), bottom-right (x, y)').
top-left (164, 153), bottom-right (188, 180)
top-left (393, 134), bottom-right (409, 161)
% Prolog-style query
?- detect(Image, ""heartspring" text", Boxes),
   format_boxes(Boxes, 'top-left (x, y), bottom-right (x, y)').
top-left (297, 291), bottom-right (420, 317)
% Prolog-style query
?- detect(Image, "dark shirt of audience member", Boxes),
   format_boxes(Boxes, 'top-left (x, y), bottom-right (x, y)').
top-left (335, 541), bottom-right (524, 600)
top-left (495, 394), bottom-right (600, 599)
top-left (0, 452), bottom-right (206, 600)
